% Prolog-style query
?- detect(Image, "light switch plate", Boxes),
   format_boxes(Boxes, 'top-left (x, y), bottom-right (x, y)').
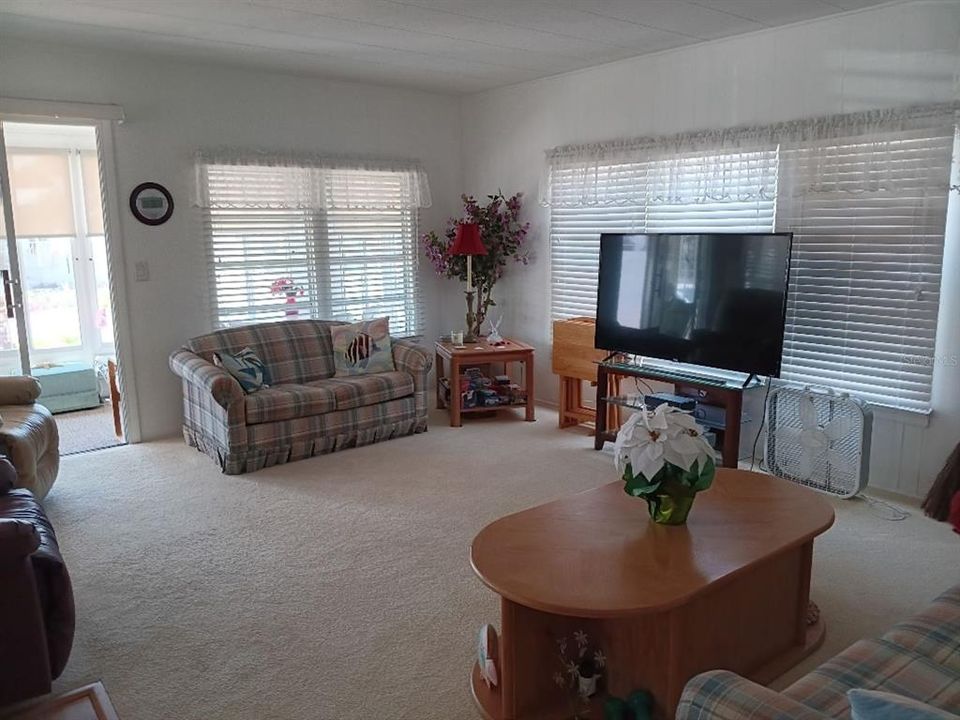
top-left (134, 261), bottom-right (150, 282)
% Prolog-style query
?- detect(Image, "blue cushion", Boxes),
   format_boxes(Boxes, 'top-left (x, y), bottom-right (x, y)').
top-left (848, 689), bottom-right (960, 720)
top-left (213, 347), bottom-right (271, 394)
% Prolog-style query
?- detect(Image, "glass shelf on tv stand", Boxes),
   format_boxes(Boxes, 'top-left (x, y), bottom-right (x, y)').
top-left (605, 393), bottom-right (752, 431)
top-left (599, 359), bottom-right (765, 391)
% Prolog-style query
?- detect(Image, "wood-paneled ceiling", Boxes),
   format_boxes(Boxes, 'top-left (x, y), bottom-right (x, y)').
top-left (0, 0), bottom-right (897, 93)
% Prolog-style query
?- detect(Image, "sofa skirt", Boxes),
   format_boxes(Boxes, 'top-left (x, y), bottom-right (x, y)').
top-left (183, 396), bottom-right (427, 474)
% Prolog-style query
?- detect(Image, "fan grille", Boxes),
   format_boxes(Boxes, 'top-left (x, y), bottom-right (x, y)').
top-left (764, 387), bottom-right (871, 498)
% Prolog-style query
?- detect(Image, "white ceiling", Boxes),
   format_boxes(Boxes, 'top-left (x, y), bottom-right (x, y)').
top-left (0, 0), bottom-right (897, 94)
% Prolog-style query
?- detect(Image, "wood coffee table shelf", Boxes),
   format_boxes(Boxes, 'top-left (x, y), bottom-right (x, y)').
top-left (469, 469), bottom-right (835, 720)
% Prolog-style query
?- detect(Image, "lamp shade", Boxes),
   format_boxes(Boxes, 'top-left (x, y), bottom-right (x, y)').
top-left (450, 222), bottom-right (486, 256)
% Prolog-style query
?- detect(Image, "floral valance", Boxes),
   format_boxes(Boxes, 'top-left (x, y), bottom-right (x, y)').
top-left (194, 148), bottom-right (432, 210)
top-left (541, 103), bottom-right (959, 208)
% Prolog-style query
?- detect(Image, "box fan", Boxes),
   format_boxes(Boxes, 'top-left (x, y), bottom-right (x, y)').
top-left (764, 386), bottom-right (872, 498)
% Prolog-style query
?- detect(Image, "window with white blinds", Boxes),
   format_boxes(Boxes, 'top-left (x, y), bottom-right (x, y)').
top-left (777, 126), bottom-right (956, 412)
top-left (201, 164), bottom-right (423, 336)
top-left (547, 115), bottom-right (956, 413)
top-left (550, 149), bottom-right (778, 319)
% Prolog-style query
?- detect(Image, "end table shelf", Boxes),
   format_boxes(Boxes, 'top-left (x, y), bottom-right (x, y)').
top-left (435, 338), bottom-right (535, 427)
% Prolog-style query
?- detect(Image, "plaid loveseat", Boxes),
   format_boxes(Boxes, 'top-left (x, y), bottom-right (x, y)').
top-left (677, 584), bottom-right (960, 719)
top-left (169, 319), bottom-right (432, 474)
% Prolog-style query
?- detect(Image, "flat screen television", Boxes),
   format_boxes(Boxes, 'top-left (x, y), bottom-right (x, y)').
top-left (595, 233), bottom-right (793, 377)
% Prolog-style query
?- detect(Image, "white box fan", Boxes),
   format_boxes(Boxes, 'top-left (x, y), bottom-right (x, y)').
top-left (764, 386), bottom-right (872, 498)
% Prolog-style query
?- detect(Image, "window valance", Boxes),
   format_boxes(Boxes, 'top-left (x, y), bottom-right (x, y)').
top-left (542, 103), bottom-right (959, 208)
top-left (194, 149), bottom-right (432, 210)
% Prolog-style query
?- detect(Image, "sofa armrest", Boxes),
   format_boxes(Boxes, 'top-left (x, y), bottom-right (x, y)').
top-left (0, 376), bottom-right (41, 406)
top-left (392, 339), bottom-right (432, 420)
top-left (0, 457), bottom-right (15, 494)
top-left (0, 519), bottom-right (41, 561)
top-left (392, 339), bottom-right (433, 380)
top-left (677, 671), bottom-right (831, 720)
top-left (169, 348), bottom-right (243, 409)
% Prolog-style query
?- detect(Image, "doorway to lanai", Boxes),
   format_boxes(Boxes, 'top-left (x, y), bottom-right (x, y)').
top-left (0, 121), bottom-right (125, 454)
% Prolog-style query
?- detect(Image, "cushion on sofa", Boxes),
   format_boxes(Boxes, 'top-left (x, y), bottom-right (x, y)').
top-left (784, 638), bottom-right (960, 718)
top-left (245, 384), bottom-right (337, 425)
top-left (214, 347), bottom-right (271, 394)
top-left (883, 586), bottom-right (960, 674)
top-left (331, 317), bottom-right (395, 376)
top-left (308, 372), bottom-right (414, 411)
top-left (187, 319), bottom-right (340, 385)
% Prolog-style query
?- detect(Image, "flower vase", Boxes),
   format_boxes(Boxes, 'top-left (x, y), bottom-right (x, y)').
top-left (578, 671), bottom-right (598, 699)
top-left (644, 478), bottom-right (696, 525)
top-left (284, 293), bottom-right (299, 318)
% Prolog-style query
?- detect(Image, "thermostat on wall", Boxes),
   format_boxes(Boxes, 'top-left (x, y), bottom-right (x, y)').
top-left (129, 182), bottom-right (173, 226)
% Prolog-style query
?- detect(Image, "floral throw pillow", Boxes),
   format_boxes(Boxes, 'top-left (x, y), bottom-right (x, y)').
top-left (332, 317), bottom-right (395, 377)
top-left (213, 347), bottom-right (271, 394)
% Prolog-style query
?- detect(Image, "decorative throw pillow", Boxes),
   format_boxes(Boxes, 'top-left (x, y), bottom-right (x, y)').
top-left (213, 347), bottom-right (271, 394)
top-left (331, 317), bottom-right (395, 376)
top-left (848, 689), bottom-right (960, 720)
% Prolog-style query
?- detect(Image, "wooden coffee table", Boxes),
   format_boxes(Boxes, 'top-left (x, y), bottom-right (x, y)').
top-left (3, 682), bottom-right (119, 719)
top-left (435, 338), bottom-right (535, 427)
top-left (470, 469), bottom-right (835, 719)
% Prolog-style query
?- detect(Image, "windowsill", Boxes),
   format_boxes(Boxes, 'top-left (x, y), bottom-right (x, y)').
top-left (869, 403), bottom-right (932, 428)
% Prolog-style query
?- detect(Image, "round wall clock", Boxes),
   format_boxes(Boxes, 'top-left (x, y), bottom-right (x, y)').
top-left (129, 182), bottom-right (174, 226)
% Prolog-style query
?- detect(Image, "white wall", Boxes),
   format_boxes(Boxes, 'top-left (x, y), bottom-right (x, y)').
top-left (0, 39), bottom-right (462, 441)
top-left (459, 0), bottom-right (960, 497)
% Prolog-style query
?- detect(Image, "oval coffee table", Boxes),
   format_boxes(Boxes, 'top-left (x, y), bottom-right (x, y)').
top-left (470, 469), bottom-right (835, 719)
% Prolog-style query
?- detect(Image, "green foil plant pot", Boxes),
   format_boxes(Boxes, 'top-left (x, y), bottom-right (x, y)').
top-left (622, 458), bottom-right (715, 526)
top-left (645, 479), bottom-right (697, 525)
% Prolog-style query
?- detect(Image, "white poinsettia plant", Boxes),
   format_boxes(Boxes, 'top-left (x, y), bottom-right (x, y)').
top-left (614, 404), bottom-right (717, 500)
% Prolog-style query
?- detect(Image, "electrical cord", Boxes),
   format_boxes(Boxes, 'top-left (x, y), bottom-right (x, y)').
top-left (857, 494), bottom-right (911, 521)
top-left (749, 376), bottom-right (774, 471)
top-left (633, 377), bottom-right (654, 396)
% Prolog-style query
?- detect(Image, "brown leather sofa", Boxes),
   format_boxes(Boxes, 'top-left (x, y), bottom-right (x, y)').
top-left (0, 459), bottom-right (74, 706)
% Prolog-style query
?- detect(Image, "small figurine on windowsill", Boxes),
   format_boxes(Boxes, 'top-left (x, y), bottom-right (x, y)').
top-left (487, 315), bottom-right (505, 346)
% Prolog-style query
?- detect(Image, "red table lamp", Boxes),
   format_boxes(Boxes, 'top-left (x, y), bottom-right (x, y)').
top-left (450, 222), bottom-right (487, 342)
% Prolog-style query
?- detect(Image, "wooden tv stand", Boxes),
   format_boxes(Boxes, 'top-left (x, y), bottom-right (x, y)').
top-left (594, 361), bottom-right (756, 468)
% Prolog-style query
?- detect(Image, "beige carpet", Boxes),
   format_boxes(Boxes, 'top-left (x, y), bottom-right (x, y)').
top-left (54, 402), bottom-right (124, 456)
top-left (43, 406), bottom-right (959, 720)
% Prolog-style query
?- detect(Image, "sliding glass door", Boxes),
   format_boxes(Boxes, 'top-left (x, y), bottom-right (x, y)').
top-left (0, 122), bottom-right (116, 374)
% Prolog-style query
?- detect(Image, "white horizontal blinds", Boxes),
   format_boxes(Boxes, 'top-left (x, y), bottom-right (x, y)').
top-left (203, 162), bottom-right (317, 326)
top-left (204, 203), bottom-right (317, 326)
top-left (549, 148), bottom-right (777, 320)
top-left (324, 170), bottom-right (421, 336)
top-left (549, 162), bottom-right (646, 319)
top-left (202, 162), bottom-right (424, 334)
top-left (778, 124), bottom-right (956, 411)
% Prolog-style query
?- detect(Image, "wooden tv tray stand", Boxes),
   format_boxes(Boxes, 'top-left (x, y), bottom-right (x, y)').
top-left (594, 361), bottom-right (757, 468)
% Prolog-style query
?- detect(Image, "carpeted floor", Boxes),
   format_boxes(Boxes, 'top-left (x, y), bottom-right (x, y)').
top-left (54, 402), bottom-right (124, 455)
top-left (43, 406), bottom-right (959, 720)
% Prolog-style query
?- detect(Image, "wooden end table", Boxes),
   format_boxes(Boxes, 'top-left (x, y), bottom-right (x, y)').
top-left (435, 338), bottom-right (535, 427)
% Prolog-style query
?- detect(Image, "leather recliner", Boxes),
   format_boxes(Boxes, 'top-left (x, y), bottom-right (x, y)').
top-left (0, 459), bottom-right (74, 707)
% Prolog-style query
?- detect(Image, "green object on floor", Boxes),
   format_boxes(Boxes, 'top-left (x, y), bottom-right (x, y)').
top-left (32, 362), bottom-right (101, 414)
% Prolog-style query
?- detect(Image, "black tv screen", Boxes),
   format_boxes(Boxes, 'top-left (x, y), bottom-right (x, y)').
top-left (595, 233), bottom-right (793, 377)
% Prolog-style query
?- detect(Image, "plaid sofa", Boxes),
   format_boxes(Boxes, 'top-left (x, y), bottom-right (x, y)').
top-left (169, 319), bottom-right (432, 474)
top-left (677, 584), bottom-right (960, 719)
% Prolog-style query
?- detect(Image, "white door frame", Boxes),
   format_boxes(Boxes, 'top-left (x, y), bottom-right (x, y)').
top-left (0, 98), bottom-right (142, 443)
top-left (0, 124), bottom-right (32, 374)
